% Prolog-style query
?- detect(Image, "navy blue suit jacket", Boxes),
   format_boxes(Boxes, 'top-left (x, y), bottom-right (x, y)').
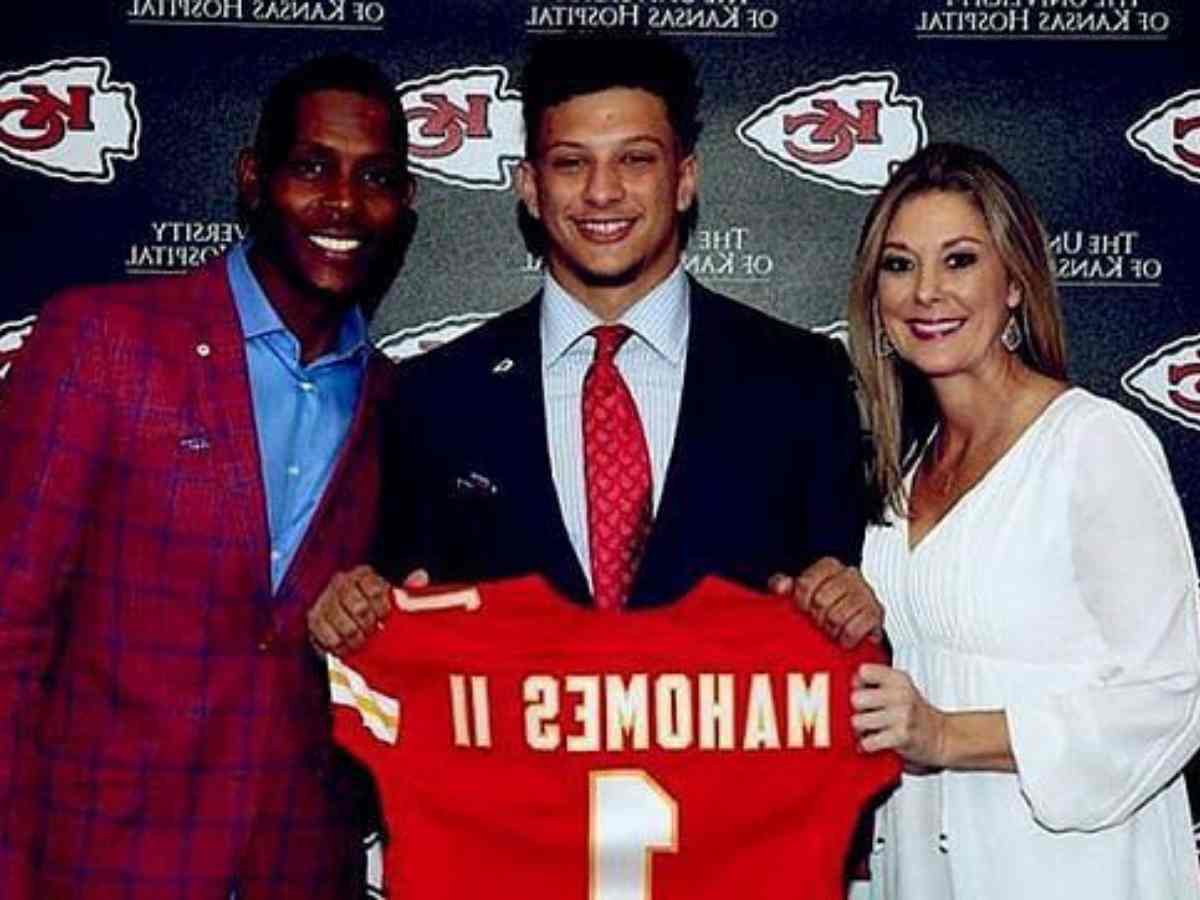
top-left (375, 279), bottom-right (866, 608)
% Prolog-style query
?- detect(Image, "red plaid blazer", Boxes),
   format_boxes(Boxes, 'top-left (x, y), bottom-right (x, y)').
top-left (0, 258), bottom-right (393, 899)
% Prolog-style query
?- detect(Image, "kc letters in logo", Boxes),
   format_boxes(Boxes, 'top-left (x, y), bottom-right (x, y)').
top-left (399, 66), bottom-right (522, 190)
top-left (737, 72), bottom-right (925, 195)
top-left (1122, 333), bottom-right (1200, 432)
top-left (0, 315), bottom-right (36, 382)
top-left (0, 58), bottom-right (139, 183)
top-left (1127, 88), bottom-right (1200, 186)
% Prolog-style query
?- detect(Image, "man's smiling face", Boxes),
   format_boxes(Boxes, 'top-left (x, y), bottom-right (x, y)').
top-left (244, 88), bottom-right (413, 308)
top-left (516, 86), bottom-right (697, 320)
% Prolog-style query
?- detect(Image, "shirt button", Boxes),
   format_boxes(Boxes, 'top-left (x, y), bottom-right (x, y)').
top-left (270, 549), bottom-right (282, 562)
top-left (195, 343), bottom-right (211, 358)
top-left (299, 382), bottom-right (316, 393)
top-left (258, 631), bottom-right (273, 652)
top-left (287, 465), bottom-right (300, 477)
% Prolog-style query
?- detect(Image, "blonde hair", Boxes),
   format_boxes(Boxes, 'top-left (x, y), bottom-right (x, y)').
top-left (847, 143), bottom-right (1068, 520)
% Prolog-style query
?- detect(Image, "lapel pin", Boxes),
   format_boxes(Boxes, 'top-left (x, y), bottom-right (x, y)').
top-left (456, 472), bottom-right (499, 496)
top-left (179, 435), bottom-right (211, 452)
top-left (492, 358), bottom-right (514, 375)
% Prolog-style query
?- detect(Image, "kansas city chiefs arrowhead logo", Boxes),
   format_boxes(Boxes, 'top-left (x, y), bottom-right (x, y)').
top-left (1122, 333), bottom-right (1200, 432)
top-left (375, 312), bottom-right (497, 362)
top-left (1127, 88), bottom-right (1200, 186)
top-left (737, 71), bottom-right (925, 196)
top-left (0, 58), bottom-right (139, 183)
top-left (399, 66), bottom-right (522, 190)
top-left (0, 315), bottom-right (36, 382)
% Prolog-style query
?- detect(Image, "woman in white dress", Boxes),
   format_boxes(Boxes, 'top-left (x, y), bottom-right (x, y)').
top-left (843, 142), bottom-right (1200, 898)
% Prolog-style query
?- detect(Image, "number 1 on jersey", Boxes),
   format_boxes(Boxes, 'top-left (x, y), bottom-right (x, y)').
top-left (589, 770), bottom-right (678, 900)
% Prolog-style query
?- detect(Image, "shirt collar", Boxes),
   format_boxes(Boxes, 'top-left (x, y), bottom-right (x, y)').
top-left (226, 241), bottom-right (368, 365)
top-left (541, 263), bottom-right (690, 368)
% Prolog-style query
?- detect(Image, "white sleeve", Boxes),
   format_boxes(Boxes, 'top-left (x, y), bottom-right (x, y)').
top-left (1007, 402), bottom-right (1200, 832)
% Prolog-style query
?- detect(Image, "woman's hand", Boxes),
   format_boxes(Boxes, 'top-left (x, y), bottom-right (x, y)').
top-left (852, 663), bottom-right (948, 770)
top-left (769, 558), bottom-right (884, 648)
top-left (852, 664), bottom-right (1016, 772)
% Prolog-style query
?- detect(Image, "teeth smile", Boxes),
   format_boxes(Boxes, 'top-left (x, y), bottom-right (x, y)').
top-left (577, 219), bottom-right (633, 237)
top-left (309, 235), bottom-right (361, 253)
top-left (909, 319), bottom-right (965, 338)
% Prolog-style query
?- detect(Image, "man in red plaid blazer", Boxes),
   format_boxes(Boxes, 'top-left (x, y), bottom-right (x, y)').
top-left (0, 55), bottom-right (414, 899)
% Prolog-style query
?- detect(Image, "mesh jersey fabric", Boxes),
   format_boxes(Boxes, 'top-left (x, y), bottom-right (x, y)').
top-left (330, 574), bottom-right (899, 900)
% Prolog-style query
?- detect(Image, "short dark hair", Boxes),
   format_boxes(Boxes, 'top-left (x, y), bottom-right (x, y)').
top-left (252, 53), bottom-right (408, 174)
top-left (516, 33), bottom-right (702, 255)
top-left (519, 32), bottom-right (703, 159)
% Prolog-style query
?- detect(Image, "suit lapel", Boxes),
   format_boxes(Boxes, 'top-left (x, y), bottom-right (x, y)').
top-left (489, 298), bottom-right (591, 603)
top-left (274, 349), bottom-right (390, 619)
top-left (186, 260), bottom-right (274, 601)
top-left (632, 280), bottom-right (722, 605)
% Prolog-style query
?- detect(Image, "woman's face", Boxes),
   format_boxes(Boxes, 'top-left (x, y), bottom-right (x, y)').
top-left (876, 189), bottom-right (1020, 381)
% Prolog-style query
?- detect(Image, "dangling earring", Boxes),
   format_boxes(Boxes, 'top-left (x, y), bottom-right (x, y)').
top-left (1000, 311), bottom-right (1023, 352)
top-left (875, 326), bottom-right (895, 359)
top-left (873, 298), bottom-right (894, 359)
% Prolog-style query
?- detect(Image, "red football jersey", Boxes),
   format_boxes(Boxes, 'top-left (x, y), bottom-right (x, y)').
top-left (329, 575), bottom-right (898, 900)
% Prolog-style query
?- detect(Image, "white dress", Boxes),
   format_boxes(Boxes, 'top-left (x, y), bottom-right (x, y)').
top-left (863, 388), bottom-right (1200, 899)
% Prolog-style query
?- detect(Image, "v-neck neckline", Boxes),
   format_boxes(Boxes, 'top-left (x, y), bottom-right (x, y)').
top-left (904, 386), bottom-right (1077, 554)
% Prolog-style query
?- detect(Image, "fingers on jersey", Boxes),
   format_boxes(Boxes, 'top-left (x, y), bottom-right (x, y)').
top-left (307, 564), bottom-right (392, 654)
top-left (772, 559), bottom-right (885, 649)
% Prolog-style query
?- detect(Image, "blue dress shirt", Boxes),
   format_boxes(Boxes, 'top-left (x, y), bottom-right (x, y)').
top-left (226, 243), bottom-right (367, 592)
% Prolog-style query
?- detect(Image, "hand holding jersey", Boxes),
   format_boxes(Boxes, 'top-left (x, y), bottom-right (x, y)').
top-left (328, 576), bottom-right (899, 899)
top-left (309, 561), bottom-right (885, 654)
top-left (769, 559), bottom-right (885, 648)
top-left (308, 564), bottom-right (428, 653)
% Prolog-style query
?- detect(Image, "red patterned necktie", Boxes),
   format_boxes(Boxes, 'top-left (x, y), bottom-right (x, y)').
top-left (582, 325), bottom-right (653, 610)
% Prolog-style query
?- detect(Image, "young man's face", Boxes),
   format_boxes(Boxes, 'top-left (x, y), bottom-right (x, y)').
top-left (241, 88), bottom-right (413, 307)
top-left (516, 87), bottom-right (697, 319)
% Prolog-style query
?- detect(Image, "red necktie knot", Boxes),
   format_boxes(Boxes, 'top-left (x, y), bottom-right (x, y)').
top-left (590, 324), bottom-right (633, 366)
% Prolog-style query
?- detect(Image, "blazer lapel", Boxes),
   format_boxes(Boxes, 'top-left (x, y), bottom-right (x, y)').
top-left (631, 280), bottom-right (722, 606)
top-left (186, 260), bottom-right (274, 602)
top-left (275, 349), bottom-right (384, 583)
top-left (489, 298), bottom-right (591, 603)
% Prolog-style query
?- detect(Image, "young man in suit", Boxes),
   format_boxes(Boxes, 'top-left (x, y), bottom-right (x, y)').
top-left (309, 34), bottom-right (880, 648)
top-left (0, 54), bottom-right (414, 898)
